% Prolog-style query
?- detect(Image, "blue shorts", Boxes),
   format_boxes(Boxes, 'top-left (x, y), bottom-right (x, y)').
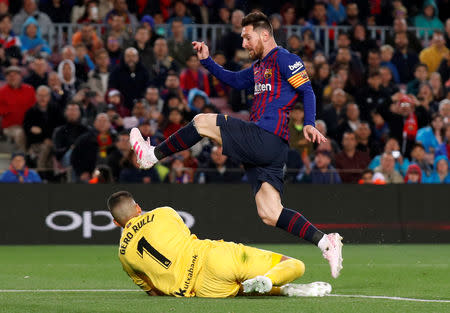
top-left (216, 114), bottom-right (288, 195)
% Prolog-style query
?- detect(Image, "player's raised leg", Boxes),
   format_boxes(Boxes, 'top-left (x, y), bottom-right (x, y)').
top-left (255, 182), bottom-right (343, 278)
top-left (130, 113), bottom-right (221, 169)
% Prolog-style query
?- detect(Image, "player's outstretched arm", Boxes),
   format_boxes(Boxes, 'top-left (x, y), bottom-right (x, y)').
top-left (192, 41), bottom-right (254, 90)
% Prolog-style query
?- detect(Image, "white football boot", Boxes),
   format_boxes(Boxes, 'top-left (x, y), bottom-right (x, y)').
top-left (318, 233), bottom-right (344, 278)
top-left (242, 276), bottom-right (273, 294)
top-left (280, 282), bottom-right (332, 297)
top-left (129, 127), bottom-right (158, 169)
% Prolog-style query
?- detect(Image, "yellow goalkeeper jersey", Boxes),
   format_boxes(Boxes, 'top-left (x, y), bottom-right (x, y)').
top-left (118, 207), bottom-right (209, 297)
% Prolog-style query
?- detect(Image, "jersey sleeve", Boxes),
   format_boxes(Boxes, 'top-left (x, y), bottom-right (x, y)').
top-left (200, 56), bottom-right (254, 90)
top-left (278, 53), bottom-right (316, 127)
top-left (121, 261), bottom-right (152, 292)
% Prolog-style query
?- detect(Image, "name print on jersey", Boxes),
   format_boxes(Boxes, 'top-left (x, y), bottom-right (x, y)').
top-left (254, 82), bottom-right (272, 95)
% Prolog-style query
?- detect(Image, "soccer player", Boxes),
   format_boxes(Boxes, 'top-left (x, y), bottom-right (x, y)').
top-left (108, 191), bottom-right (332, 298)
top-left (130, 11), bottom-right (343, 278)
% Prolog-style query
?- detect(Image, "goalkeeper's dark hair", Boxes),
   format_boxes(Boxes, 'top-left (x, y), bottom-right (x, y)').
top-left (107, 191), bottom-right (134, 212)
top-left (242, 11), bottom-right (273, 37)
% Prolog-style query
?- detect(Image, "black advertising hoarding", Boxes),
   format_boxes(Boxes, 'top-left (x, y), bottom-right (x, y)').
top-left (0, 184), bottom-right (449, 244)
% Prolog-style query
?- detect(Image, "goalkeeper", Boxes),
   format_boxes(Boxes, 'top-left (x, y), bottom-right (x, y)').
top-left (108, 191), bottom-right (331, 298)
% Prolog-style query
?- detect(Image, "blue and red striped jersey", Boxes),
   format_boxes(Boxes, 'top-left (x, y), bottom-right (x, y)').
top-left (200, 46), bottom-right (316, 141)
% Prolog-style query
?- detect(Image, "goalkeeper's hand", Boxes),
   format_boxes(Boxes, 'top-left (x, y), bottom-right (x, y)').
top-left (192, 41), bottom-right (209, 60)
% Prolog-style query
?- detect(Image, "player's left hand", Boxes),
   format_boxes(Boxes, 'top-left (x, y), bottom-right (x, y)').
top-left (303, 125), bottom-right (327, 144)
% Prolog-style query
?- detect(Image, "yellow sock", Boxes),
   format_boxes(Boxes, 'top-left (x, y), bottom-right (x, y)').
top-left (264, 258), bottom-right (305, 286)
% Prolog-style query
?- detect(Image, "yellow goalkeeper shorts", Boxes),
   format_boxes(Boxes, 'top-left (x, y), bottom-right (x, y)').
top-left (193, 240), bottom-right (282, 298)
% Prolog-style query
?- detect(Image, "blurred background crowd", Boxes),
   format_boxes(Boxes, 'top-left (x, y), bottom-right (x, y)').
top-left (0, 0), bottom-right (449, 184)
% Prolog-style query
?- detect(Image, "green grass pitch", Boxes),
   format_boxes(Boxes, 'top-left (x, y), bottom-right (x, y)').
top-left (0, 244), bottom-right (449, 313)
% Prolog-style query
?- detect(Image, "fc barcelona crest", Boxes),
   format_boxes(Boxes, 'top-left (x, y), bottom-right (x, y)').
top-left (300, 71), bottom-right (308, 79)
top-left (264, 68), bottom-right (272, 79)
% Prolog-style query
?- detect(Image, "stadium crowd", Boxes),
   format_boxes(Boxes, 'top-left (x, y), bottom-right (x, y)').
top-left (0, 0), bottom-right (449, 184)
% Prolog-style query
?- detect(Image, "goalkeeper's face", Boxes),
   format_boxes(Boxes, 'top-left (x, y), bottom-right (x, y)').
top-left (241, 26), bottom-right (264, 60)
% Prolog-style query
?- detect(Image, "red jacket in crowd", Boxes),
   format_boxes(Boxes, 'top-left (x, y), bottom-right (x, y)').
top-left (179, 69), bottom-right (210, 96)
top-left (0, 83), bottom-right (36, 128)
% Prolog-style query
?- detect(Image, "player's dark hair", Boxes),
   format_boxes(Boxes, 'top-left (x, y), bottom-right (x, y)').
top-left (241, 11), bottom-right (273, 37)
top-left (107, 191), bottom-right (134, 212)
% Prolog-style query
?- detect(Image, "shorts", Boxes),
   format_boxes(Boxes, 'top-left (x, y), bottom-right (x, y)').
top-left (216, 114), bottom-right (289, 195)
top-left (193, 240), bottom-right (282, 298)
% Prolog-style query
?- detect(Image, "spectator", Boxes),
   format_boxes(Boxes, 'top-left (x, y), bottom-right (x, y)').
top-left (139, 15), bottom-right (162, 46)
top-left (104, 13), bottom-right (132, 45)
top-left (40, 0), bottom-right (70, 23)
top-left (119, 150), bottom-right (160, 183)
top-left (61, 45), bottom-right (87, 82)
top-left (0, 152), bottom-right (41, 183)
top-left (167, 18), bottom-right (193, 68)
top-left (369, 137), bottom-right (410, 176)
top-left (413, 0), bottom-right (444, 38)
top-left (417, 82), bottom-right (439, 114)
top-left (105, 89), bottom-right (128, 117)
top-left (327, 0), bottom-right (346, 24)
top-left (332, 47), bottom-right (364, 90)
top-left (336, 102), bottom-right (360, 143)
top-left (280, 3), bottom-right (296, 26)
top-left (404, 164), bottom-right (422, 184)
top-left (288, 104), bottom-right (313, 157)
top-left (445, 18), bottom-right (450, 48)
top-left (74, 43), bottom-right (95, 80)
top-left (76, 0), bottom-right (102, 24)
top-left (350, 24), bottom-right (377, 65)
top-left (371, 109), bottom-right (390, 145)
top-left (366, 48), bottom-right (382, 76)
top-left (47, 71), bottom-right (68, 109)
top-left (131, 25), bottom-right (154, 72)
top-left (52, 102), bottom-right (88, 168)
top-left (88, 164), bottom-right (114, 183)
top-left (217, 9), bottom-right (245, 63)
top-left (380, 45), bottom-right (400, 84)
top-left (106, 130), bottom-right (130, 181)
top-left (356, 70), bottom-right (391, 122)
top-left (439, 99), bottom-right (450, 124)
top-left (186, 88), bottom-right (209, 119)
top-left (406, 63), bottom-right (429, 95)
top-left (0, 0), bottom-right (8, 15)
top-left (416, 113), bottom-right (445, 154)
top-left (71, 113), bottom-right (115, 182)
top-left (419, 31), bottom-right (449, 74)
top-left (104, 0), bottom-right (138, 31)
top-left (296, 150), bottom-right (341, 184)
top-left (168, 154), bottom-right (191, 184)
top-left (72, 24), bottom-right (103, 60)
top-left (410, 142), bottom-right (433, 181)
top-left (24, 56), bottom-right (48, 89)
top-left (355, 121), bottom-right (382, 158)
top-left (19, 17), bottom-right (51, 58)
top-left (339, 2), bottom-right (360, 27)
top-left (138, 118), bottom-right (164, 146)
top-left (358, 168), bottom-right (374, 184)
top-left (321, 88), bottom-right (347, 140)
top-left (426, 155), bottom-right (450, 183)
top-left (12, 0), bottom-right (53, 41)
top-left (429, 72), bottom-right (444, 101)
top-left (0, 13), bottom-right (22, 67)
top-left (108, 47), bottom-right (150, 110)
top-left (57, 59), bottom-right (79, 99)
top-left (0, 66), bottom-right (35, 151)
top-left (379, 66), bottom-right (400, 96)
top-left (316, 119), bottom-right (341, 155)
top-left (168, 0), bottom-right (193, 25)
top-left (149, 37), bottom-right (178, 89)
top-left (391, 32), bottom-right (420, 84)
top-left (386, 18), bottom-right (423, 54)
top-left (335, 131), bottom-right (371, 183)
top-left (269, 14), bottom-right (286, 48)
top-left (374, 152), bottom-right (404, 183)
top-left (195, 146), bottom-right (242, 183)
top-left (145, 86), bottom-right (164, 113)
top-left (180, 54), bottom-right (210, 97)
top-left (87, 48), bottom-right (110, 98)
top-left (162, 108), bottom-right (184, 138)
top-left (23, 85), bottom-right (64, 166)
top-left (105, 35), bottom-right (122, 66)
top-left (287, 34), bottom-right (301, 56)
top-left (436, 122), bottom-right (450, 157)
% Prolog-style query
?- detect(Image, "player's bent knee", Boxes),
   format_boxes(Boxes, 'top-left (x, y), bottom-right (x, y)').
top-left (258, 211), bottom-right (278, 227)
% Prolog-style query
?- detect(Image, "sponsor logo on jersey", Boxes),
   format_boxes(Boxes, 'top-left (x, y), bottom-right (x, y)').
top-left (288, 61), bottom-right (304, 72)
top-left (254, 83), bottom-right (272, 95)
top-left (264, 68), bottom-right (272, 79)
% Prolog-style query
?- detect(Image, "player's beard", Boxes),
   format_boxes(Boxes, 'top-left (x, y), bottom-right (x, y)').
top-left (248, 39), bottom-right (264, 60)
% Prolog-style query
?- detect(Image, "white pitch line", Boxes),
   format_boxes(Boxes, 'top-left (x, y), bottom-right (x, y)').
top-left (328, 294), bottom-right (450, 303)
top-left (0, 290), bottom-right (449, 303)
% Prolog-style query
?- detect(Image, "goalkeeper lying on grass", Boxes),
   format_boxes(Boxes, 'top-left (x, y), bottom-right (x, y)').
top-left (107, 191), bottom-right (332, 298)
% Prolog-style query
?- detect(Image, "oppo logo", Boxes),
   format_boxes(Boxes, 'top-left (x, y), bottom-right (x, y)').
top-left (45, 210), bottom-right (195, 238)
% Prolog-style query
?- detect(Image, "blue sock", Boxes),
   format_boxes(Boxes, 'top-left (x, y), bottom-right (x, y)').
top-left (154, 121), bottom-right (202, 160)
top-left (276, 208), bottom-right (324, 245)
